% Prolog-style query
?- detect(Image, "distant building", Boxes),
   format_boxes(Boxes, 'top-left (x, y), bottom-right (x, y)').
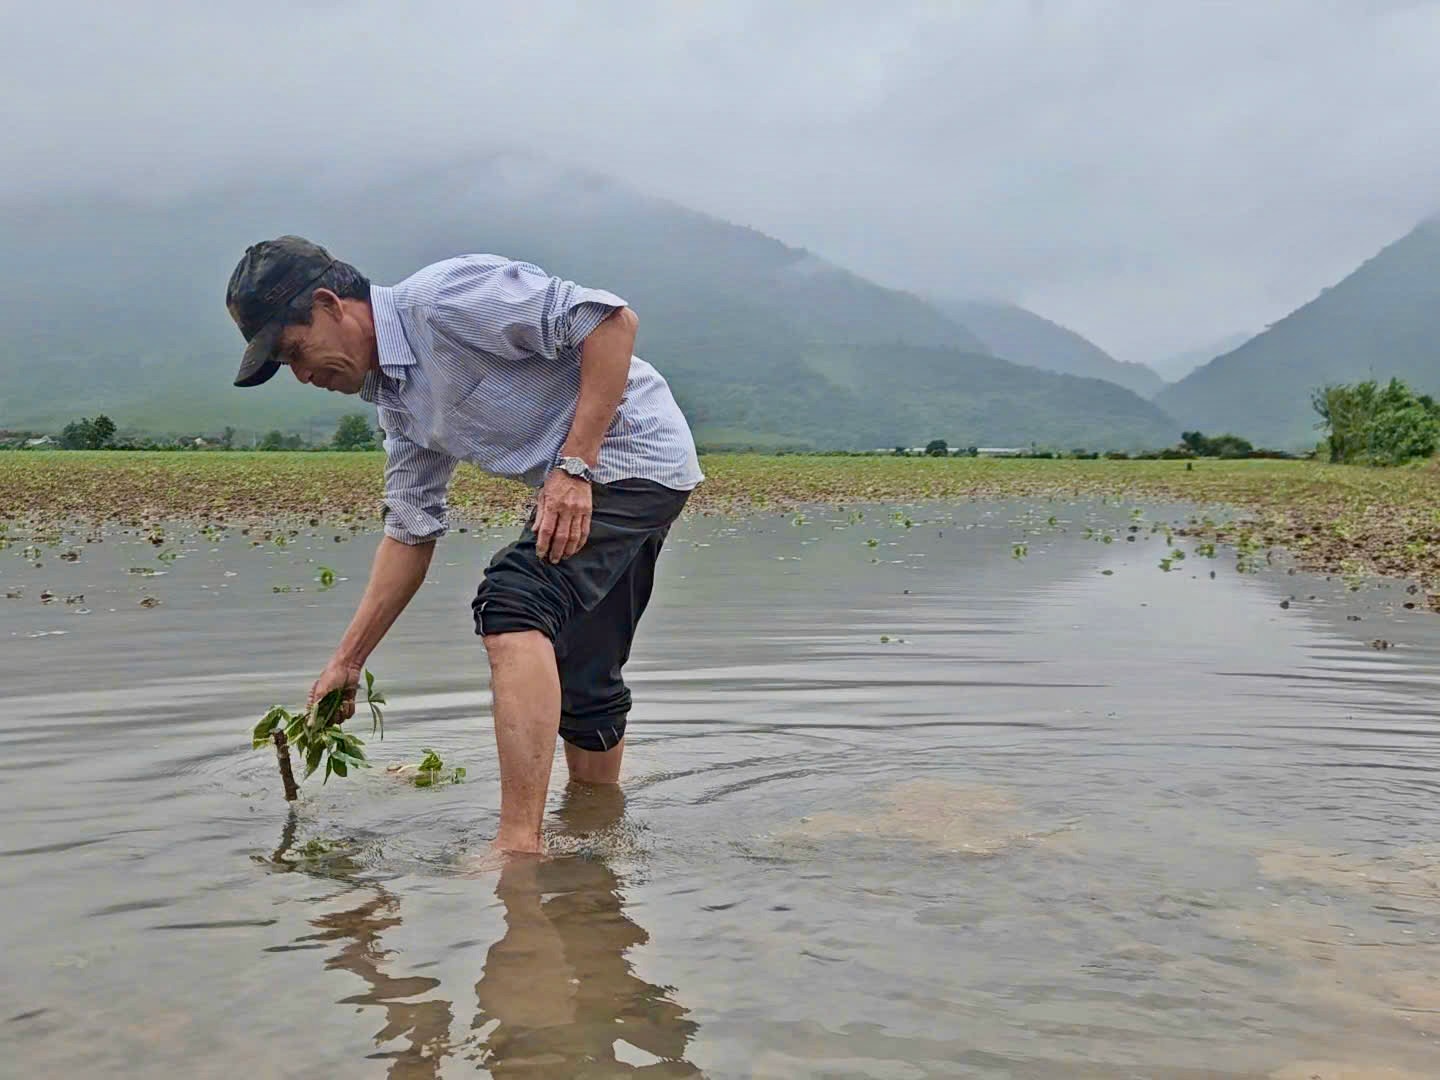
top-left (976, 447), bottom-right (1025, 457)
top-left (24, 435), bottom-right (55, 448)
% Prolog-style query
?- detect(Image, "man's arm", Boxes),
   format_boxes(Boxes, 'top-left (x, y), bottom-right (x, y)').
top-left (310, 536), bottom-right (434, 720)
top-left (536, 306), bottom-right (639, 562)
top-left (310, 427), bottom-right (458, 719)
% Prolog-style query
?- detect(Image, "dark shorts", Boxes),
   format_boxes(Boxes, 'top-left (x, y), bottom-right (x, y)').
top-left (472, 478), bottom-right (690, 752)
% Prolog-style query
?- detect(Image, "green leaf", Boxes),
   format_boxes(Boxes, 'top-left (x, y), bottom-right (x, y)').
top-left (314, 688), bottom-right (346, 727)
top-left (323, 757), bottom-right (333, 784)
top-left (452, 767), bottom-right (466, 784)
top-left (304, 740), bottom-right (325, 778)
top-left (367, 691), bottom-right (386, 705)
top-left (364, 669), bottom-right (375, 695)
top-left (284, 715), bottom-right (306, 743)
top-left (418, 749), bottom-right (443, 773)
top-left (252, 707), bottom-right (286, 745)
top-left (331, 757), bottom-right (348, 778)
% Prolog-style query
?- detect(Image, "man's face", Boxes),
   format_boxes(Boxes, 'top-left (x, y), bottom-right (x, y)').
top-left (276, 292), bottom-right (370, 395)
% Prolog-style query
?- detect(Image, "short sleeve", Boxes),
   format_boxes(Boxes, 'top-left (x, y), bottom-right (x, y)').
top-left (380, 426), bottom-right (459, 544)
top-left (432, 259), bottom-right (627, 363)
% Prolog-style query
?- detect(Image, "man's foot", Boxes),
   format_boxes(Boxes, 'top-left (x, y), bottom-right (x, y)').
top-left (458, 841), bottom-right (547, 876)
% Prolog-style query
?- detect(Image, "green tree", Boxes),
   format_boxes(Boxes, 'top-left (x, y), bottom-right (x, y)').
top-left (924, 439), bottom-right (949, 457)
top-left (221, 425), bottom-right (236, 450)
top-left (1178, 430), bottom-right (1253, 458)
top-left (90, 415), bottom-right (116, 448)
top-left (332, 413), bottom-right (376, 451)
top-left (258, 429), bottom-right (287, 451)
top-left (1313, 378), bottom-right (1440, 465)
top-left (58, 418), bottom-right (94, 449)
top-left (57, 415), bottom-right (115, 449)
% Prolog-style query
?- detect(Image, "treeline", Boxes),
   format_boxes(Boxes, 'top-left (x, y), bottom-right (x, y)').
top-left (1312, 378), bottom-right (1439, 465)
top-left (8, 382), bottom-right (1436, 467)
top-left (2, 414), bottom-right (381, 452)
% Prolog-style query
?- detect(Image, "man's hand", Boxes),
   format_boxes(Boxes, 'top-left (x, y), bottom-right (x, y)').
top-left (534, 469), bottom-right (592, 563)
top-left (309, 655), bottom-right (361, 724)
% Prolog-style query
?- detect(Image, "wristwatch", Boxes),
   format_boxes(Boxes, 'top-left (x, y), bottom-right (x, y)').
top-left (554, 455), bottom-right (595, 482)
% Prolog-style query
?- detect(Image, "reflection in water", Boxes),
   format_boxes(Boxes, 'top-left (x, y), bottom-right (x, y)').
top-left (272, 813), bottom-right (454, 1077)
top-left (309, 889), bottom-right (455, 1076)
top-left (472, 785), bottom-right (701, 1077)
top-left (276, 788), bottom-right (699, 1077)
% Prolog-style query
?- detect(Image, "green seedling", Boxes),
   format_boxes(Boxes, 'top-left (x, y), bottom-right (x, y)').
top-left (316, 565), bottom-right (336, 589)
top-left (1012, 542), bottom-right (1028, 560)
top-left (250, 669), bottom-right (387, 801)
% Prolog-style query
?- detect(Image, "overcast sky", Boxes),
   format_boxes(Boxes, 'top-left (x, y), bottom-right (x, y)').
top-left (4, 0), bottom-right (1438, 363)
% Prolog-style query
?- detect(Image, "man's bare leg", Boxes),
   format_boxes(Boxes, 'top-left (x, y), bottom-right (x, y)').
top-left (565, 739), bottom-right (625, 785)
top-left (484, 629), bottom-right (561, 854)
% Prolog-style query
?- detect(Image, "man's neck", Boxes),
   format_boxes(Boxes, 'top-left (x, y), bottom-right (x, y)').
top-left (350, 297), bottom-right (380, 373)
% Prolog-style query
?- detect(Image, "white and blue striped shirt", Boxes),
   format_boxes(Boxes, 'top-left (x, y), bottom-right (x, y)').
top-left (360, 256), bottom-right (703, 544)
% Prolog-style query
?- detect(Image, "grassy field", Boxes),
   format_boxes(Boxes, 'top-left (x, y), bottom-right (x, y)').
top-left (3, 451), bottom-right (1438, 606)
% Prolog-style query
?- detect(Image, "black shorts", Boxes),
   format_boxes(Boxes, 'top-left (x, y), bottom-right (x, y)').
top-left (472, 478), bottom-right (691, 752)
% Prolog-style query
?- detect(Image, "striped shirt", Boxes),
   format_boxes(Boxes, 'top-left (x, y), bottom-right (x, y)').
top-left (359, 256), bottom-right (703, 545)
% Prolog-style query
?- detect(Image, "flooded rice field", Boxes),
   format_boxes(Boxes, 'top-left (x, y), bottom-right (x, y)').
top-left (3, 500), bottom-right (1439, 1078)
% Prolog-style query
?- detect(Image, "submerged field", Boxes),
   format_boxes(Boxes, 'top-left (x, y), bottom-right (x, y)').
top-left (5, 498), bottom-right (1440, 1077)
top-left (2, 450), bottom-right (1438, 606)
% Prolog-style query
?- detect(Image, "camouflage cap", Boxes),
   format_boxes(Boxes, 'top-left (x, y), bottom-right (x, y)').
top-left (225, 236), bottom-right (336, 387)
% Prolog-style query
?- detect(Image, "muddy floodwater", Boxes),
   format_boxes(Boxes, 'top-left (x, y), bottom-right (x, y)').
top-left (3, 501), bottom-right (1440, 1079)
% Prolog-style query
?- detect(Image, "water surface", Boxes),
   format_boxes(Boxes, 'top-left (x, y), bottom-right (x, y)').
top-left (3, 501), bottom-right (1439, 1078)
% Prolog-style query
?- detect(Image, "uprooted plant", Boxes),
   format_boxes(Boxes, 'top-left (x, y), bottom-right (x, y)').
top-left (386, 747), bottom-right (467, 787)
top-left (250, 669), bottom-right (387, 801)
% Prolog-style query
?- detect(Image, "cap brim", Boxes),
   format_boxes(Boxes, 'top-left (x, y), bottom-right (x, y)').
top-left (234, 322), bottom-right (284, 388)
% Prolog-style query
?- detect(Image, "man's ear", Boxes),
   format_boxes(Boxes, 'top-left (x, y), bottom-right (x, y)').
top-left (310, 288), bottom-right (343, 321)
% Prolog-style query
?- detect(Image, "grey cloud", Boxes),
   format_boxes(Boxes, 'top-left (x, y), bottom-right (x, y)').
top-left (2, 0), bottom-right (1437, 362)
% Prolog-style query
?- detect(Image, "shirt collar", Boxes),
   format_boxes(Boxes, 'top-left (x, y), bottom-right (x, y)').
top-left (361, 284), bottom-right (415, 403)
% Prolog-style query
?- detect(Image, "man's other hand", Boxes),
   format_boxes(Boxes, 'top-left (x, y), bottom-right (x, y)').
top-left (309, 655), bottom-right (361, 723)
top-left (535, 469), bottom-right (592, 563)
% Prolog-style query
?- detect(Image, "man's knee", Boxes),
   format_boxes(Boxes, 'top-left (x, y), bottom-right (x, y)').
top-left (482, 628), bottom-right (552, 666)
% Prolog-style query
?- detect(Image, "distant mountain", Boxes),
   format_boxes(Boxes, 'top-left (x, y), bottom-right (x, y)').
top-left (933, 299), bottom-right (1165, 398)
top-left (1149, 332), bottom-right (1251, 385)
top-left (0, 153), bottom-right (1174, 450)
top-left (1156, 219), bottom-right (1440, 447)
